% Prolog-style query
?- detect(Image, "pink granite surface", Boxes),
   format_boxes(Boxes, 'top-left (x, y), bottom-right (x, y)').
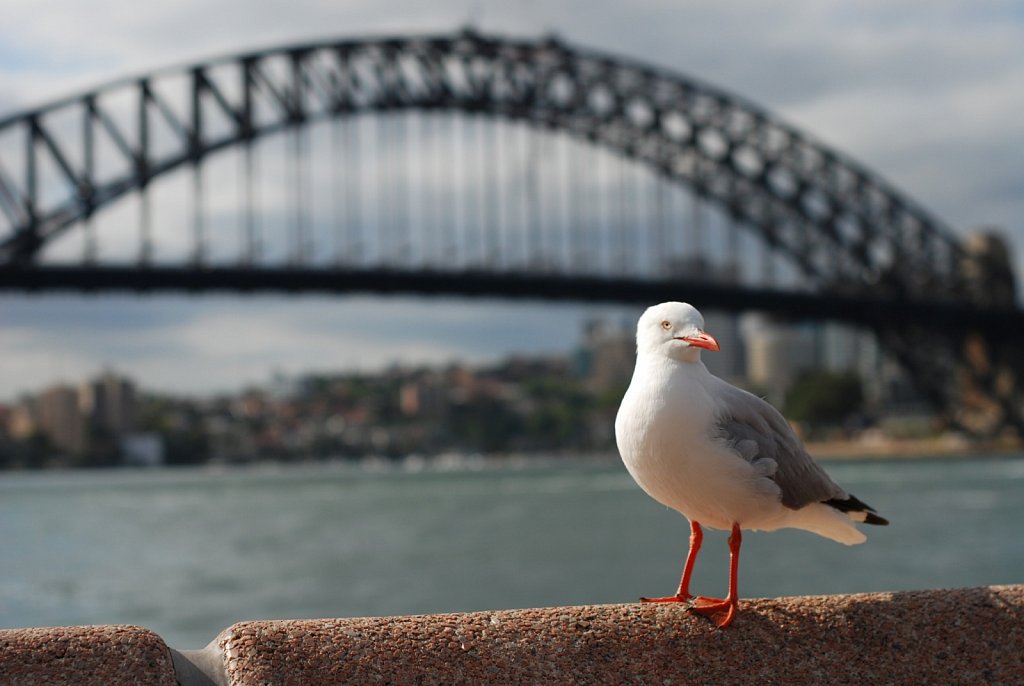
top-left (0, 624), bottom-right (177, 686)
top-left (2, 586), bottom-right (1021, 685)
top-left (215, 584), bottom-right (1024, 685)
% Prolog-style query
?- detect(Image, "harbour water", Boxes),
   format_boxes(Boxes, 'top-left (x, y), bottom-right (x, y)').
top-left (1, 454), bottom-right (1022, 648)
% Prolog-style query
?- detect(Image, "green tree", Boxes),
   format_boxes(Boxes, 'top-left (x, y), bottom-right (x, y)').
top-left (138, 396), bottom-right (210, 465)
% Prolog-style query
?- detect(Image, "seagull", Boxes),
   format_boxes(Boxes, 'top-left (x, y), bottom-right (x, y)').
top-left (615, 302), bottom-right (888, 628)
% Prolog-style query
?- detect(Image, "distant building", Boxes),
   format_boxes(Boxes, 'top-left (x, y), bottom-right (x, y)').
top-left (445, 364), bottom-right (477, 404)
top-left (399, 376), bottom-right (448, 419)
top-left (7, 400), bottom-right (38, 441)
top-left (10, 370), bottom-right (141, 458)
top-left (80, 371), bottom-right (137, 438)
top-left (577, 319), bottom-right (635, 390)
top-left (37, 384), bottom-right (86, 455)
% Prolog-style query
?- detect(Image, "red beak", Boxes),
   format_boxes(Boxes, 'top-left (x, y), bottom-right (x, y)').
top-left (679, 331), bottom-right (720, 352)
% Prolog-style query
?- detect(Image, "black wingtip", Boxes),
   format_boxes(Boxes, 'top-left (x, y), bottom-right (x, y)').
top-left (863, 512), bottom-right (890, 526)
top-left (824, 494), bottom-right (889, 525)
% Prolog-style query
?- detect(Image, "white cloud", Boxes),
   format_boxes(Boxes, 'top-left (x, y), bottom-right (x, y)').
top-left (140, 307), bottom-right (464, 394)
top-left (783, 64), bottom-right (1024, 231)
top-left (0, 326), bottom-right (99, 397)
top-left (0, 294), bottom-right (624, 400)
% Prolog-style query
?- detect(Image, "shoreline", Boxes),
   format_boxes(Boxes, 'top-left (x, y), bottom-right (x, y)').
top-left (2, 439), bottom-right (1022, 475)
top-left (805, 436), bottom-right (1023, 460)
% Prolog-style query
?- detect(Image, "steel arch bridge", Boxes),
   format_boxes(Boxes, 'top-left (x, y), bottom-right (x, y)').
top-left (0, 29), bottom-right (1021, 435)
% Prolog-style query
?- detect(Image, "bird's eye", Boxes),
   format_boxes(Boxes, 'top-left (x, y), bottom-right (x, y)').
top-left (660, 320), bottom-right (671, 330)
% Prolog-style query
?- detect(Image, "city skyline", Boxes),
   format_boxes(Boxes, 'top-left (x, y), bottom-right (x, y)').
top-left (2, 314), bottom-right (901, 467)
top-left (0, 310), bottom-right (878, 404)
top-left (1, 1), bottom-right (1021, 401)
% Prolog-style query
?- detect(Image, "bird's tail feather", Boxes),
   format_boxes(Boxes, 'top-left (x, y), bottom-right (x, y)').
top-left (790, 503), bottom-right (868, 545)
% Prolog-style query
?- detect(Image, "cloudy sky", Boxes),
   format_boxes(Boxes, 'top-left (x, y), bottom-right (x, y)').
top-left (1, 0), bottom-right (1022, 401)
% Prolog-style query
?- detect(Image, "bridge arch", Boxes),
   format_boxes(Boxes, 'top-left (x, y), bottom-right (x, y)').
top-left (0, 29), bottom-right (1019, 436)
top-left (0, 29), bottom-right (969, 302)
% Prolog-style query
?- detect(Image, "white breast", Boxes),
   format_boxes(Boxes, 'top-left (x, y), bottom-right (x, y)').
top-left (615, 358), bottom-right (782, 530)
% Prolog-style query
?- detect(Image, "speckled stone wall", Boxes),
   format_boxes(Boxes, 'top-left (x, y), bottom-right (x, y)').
top-left (2, 585), bottom-right (1022, 685)
top-left (213, 586), bottom-right (1024, 685)
top-left (0, 624), bottom-right (177, 686)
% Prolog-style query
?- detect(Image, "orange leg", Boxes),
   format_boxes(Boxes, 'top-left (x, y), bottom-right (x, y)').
top-left (641, 520), bottom-right (703, 603)
top-left (691, 522), bottom-right (742, 628)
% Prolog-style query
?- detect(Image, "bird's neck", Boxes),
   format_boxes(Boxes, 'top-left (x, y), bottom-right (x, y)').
top-left (636, 351), bottom-right (708, 379)
top-left (678, 348), bottom-right (703, 364)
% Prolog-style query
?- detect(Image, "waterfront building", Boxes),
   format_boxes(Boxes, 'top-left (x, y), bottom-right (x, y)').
top-left (7, 400), bottom-right (38, 441)
top-left (80, 371), bottom-right (137, 438)
top-left (37, 384), bottom-right (86, 455)
top-left (578, 319), bottom-right (635, 390)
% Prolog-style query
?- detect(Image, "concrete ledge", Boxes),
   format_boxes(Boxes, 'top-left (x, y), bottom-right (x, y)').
top-left (208, 585), bottom-right (1024, 685)
top-left (0, 624), bottom-right (177, 686)
top-left (2, 586), bottom-right (1022, 685)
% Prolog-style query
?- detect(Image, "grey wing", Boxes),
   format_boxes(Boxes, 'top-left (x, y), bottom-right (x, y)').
top-left (711, 382), bottom-right (846, 509)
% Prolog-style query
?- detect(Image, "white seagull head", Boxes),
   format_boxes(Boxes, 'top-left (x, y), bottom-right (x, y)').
top-left (636, 301), bottom-right (720, 363)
